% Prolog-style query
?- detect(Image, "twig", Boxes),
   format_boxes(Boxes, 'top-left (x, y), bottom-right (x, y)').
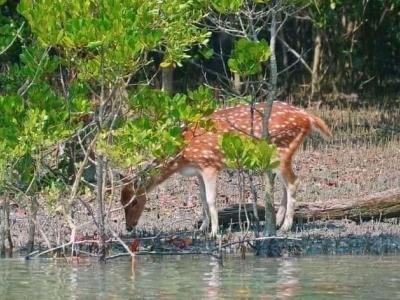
top-left (30, 241), bottom-right (73, 259)
top-left (277, 35), bottom-right (313, 73)
top-left (75, 249), bottom-right (101, 258)
top-left (30, 217), bottom-right (52, 250)
top-left (105, 253), bottom-right (131, 260)
top-left (18, 47), bottom-right (50, 96)
top-left (66, 135), bottom-right (98, 207)
top-left (108, 226), bottom-right (136, 257)
top-left (105, 250), bottom-right (217, 260)
top-left (26, 239), bottom-right (107, 259)
top-left (25, 250), bottom-right (39, 259)
top-left (0, 22), bottom-right (25, 56)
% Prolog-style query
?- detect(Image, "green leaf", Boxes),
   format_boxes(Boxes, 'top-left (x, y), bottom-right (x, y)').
top-left (220, 132), bottom-right (279, 171)
top-left (19, 0), bottom-right (210, 81)
top-left (160, 61), bottom-right (173, 68)
top-left (211, 0), bottom-right (244, 13)
top-left (228, 38), bottom-right (271, 76)
top-left (87, 40), bottom-right (103, 49)
top-left (199, 48), bottom-right (214, 59)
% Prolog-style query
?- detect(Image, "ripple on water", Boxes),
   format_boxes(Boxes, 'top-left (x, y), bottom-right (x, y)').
top-left (0, 255), bottom-right (399, 299)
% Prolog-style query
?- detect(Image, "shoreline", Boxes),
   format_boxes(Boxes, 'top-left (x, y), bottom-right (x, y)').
top-left (3, 219), bottom-right (400, 259)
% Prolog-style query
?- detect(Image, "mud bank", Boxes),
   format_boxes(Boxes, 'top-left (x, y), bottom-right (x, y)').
top-left (4, 219), bottom-right (399, 260)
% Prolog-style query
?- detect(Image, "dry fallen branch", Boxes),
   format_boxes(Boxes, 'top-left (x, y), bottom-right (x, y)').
top-left (218, 189), bottom-right (400, 227)
top-left (295, 188), bottom-right (400, 222)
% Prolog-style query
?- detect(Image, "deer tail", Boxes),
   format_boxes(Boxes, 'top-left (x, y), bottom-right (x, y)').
top-left (310, 115), bottom-right (332, 139)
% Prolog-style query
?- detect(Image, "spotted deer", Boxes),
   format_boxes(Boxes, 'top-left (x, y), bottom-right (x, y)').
top-left (121, 101), bottom-right (332, 236)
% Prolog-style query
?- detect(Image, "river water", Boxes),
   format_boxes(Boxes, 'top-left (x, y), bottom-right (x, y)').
top-left (0, 255), bottom-right (399, 299)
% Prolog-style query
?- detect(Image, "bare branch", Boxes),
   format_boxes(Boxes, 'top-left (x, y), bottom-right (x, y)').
top-left (0, 22), bottom-right (25, 56)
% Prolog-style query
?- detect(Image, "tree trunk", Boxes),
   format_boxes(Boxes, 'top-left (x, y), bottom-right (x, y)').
top-left (233, 73), bottom-right (242, 93)
top-left (310, 31), bottom-right (322, 102)
top-left (162, 65), bottom-right (174, 93)
top-left (278, 25), bottom-right (288, 92)
top-left (248, 172), bottom-right (260, 234)
top-left (263, 173), bottom-right (277, 236)
top-left (5, 197), bottom-right (13, 252)
top-left (262, 2), bottom-right (278, 237)
top-left (0, 198), bottom-right (5, 256)
top-left (217, 189), bottom-right (400, 227)
top-left (96, 154), bottom-right (107, 261)
top-left (27, 196), bottom-right (38, 253)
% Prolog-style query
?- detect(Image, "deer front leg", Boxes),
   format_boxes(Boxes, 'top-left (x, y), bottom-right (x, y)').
top-left (201, 168), bottom-right (219, 237)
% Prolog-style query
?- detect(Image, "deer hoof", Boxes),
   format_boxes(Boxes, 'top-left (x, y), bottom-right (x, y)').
top-left (199, 221), bottom-right (209, 232)
top-left (279, 218), bottom-right (293, 232)
top-left (209, 231), bottom-right (219, 240)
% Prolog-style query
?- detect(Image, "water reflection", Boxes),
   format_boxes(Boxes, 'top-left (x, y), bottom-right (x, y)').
top-left (69, 265), bottom-right (78, 300)
top-left (276, 259), bottom-right (300, 299)
top-left (201, 257), bottom-right (301, 299)
top-left (203, 259), bottom-right (221, 299)
top-left (130, 257), bottom-right (137, 285)
top-left (1, 255), bottom-right (400, 299)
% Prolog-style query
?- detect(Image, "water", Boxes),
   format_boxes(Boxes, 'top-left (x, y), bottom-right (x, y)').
top-left (0, 255), bottom-right (399, 299)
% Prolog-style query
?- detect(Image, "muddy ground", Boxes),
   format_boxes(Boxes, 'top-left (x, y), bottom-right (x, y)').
top-left (2, 107), bottom-right (400, 257)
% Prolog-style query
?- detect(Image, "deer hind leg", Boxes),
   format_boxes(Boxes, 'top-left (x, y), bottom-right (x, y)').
top-left (279, 161), bottom-right (299, 232)
top-left (197, 175), bottom-right (210, 232)
top-left (277, 129), bottom-right (308, 231)
top-left (200, 167), bottom-right (219, 237)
